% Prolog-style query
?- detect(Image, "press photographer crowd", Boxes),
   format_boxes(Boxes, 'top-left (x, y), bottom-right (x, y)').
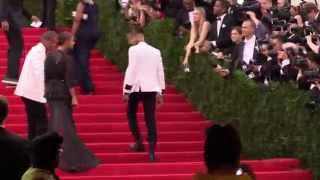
top-left (117, 0), bottom-right (320, 109)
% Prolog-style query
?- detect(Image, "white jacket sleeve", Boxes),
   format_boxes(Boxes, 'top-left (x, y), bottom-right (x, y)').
top-left (157, 52), bottom-right (165, 94)
top-left (123, 47), bottom-right (138, 94)
top-left (28, 49), bottom-right (45, 84)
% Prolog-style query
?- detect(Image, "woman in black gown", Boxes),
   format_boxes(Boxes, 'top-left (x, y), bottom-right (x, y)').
top-left (44, 32), bottom-right (100, 172)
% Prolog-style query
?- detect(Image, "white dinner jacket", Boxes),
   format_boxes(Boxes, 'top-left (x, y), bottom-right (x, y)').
top-left (123, 41), bottom-right (165, 94)
top-left (15, 43), bottom-right (47, 103)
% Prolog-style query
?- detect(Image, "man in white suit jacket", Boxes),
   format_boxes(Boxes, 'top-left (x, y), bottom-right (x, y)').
top-left (15, 31), bottom-right (58, 140)
top-left (123, 28), bottom-right (165, 162)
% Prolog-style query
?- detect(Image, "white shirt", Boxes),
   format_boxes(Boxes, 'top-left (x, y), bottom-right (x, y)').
top-left (123, 42), bottom-right (165, 94)
top-left (14, 43), bottom-right (47, 103)
top-left (189, 10), bottom-right (195, 24)
top-left (242, 35), bottom-right (256, 65)
top-left (216, 13), bottom-right (226, 37)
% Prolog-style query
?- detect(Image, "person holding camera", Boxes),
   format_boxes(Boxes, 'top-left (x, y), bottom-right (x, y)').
top-left (306, 34), bottom-right (320, 54)
top-left (214, 26), bottom-right (243, 78)
top-left (303, 2), bottom-right (320, 33)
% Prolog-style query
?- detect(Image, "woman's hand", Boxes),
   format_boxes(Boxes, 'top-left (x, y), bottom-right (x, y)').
top-left (185, 43), bottom-right (194, 51)
top-left (194, 42), bottom-right (202, 53)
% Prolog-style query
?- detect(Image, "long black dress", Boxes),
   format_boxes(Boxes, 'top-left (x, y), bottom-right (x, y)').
top-left (44, 50), bottom-right (100, 172)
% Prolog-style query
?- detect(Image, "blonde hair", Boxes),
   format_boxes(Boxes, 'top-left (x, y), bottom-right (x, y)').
top-left (193, 7), bottom-right (207, 33)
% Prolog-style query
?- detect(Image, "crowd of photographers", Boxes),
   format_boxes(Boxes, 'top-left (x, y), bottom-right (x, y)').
top-left (117, 0), bottom-right (320, 108)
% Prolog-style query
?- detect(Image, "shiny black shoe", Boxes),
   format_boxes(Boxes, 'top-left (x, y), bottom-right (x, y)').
top-left (129, 143), bottom-right (145, 152)
top-left (149, 151), bottom-right (156, 162)
top-left (149, 143), bottom-right (156, 162)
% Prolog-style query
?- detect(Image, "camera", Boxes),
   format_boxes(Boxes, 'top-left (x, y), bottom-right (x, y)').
top-left (272, 18), bottom-right (287, 31)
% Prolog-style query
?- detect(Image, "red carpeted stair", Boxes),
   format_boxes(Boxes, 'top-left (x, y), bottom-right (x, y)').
top-left (0, 28), bottom-right (313, 180)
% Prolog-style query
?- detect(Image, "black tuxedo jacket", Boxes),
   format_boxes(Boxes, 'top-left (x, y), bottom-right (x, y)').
top-left (232, 39), bottom-right (262, 66)
top-left (0, 128), bottom-right (30, 180)
top-left (0, 0), bottom-right (31, 27)
top-left (207, 14), bottom-right (236, 50)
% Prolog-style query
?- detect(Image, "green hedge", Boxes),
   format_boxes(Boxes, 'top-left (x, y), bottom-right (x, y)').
top-left (25, 1), bottom-right (320, 179)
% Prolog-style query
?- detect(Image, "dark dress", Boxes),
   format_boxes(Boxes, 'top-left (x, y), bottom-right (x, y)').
top-left (45, 50), bottom-right (99, 172)
top-left (73, 2), bottom-right (100, 94)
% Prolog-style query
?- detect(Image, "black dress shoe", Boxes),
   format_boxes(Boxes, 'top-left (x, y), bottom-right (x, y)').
top-left (129, 143), bottom-right (145, 152)
top-left (149, 142), bottom-right (156, 162)
top-left (149, 151), bottom-right (156, 162)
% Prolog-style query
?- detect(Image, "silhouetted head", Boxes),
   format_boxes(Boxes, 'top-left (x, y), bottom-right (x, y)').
top-left (204, 124), bottom-right (242, 172)
top-left (31, 132), bottom-right (63, 171)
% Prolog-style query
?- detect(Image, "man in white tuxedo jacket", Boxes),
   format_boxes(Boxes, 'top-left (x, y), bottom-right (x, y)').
top-left (14, 31), bottom-right (58, 140)
top-left (123, 28), bottom-right (165, 162)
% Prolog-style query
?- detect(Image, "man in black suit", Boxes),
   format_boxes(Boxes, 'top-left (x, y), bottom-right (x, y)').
top-left (0, 0), bottom-right (39, 86)
top-left (42, 0), bottom-right (57, 31)
top-left (231, 19), bottom-right (264, 80)
top-left (207, 0), bottom-right (235, 51)
top-left (0, 96), bottom-right (31, 180)
top-left (173, 0), bottom-right (195, 36)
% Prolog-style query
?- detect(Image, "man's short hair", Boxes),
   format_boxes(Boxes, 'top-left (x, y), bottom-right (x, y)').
top-left (242, 19), bottom-right (256, 29)
top-left (303, 2), bottom-right (319, 13)
top-left (41, 31), bottom-right (58, 42)
top-left (215, 0), bottom-right (230, 10)
top-left (128, 26), bottom-right (144, 36)
top-left (271, 34), bottom-right (284, 43)
top-left (0, 96), bottom-right (8, 125)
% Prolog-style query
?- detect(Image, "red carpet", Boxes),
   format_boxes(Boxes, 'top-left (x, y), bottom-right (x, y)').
top-left (0, 28), bottom-right (313, 180)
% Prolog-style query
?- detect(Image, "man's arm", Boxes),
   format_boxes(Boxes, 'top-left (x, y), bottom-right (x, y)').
top-left (123, 47), bottom-right (138, 94)
top-left (157, 51), bottom-right (165, 94)
top-left (30, 49), bottom-right (47, 85)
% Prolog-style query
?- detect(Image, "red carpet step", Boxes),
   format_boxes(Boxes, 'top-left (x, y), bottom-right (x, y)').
top-left (0, 28), bottom-right (313, 180)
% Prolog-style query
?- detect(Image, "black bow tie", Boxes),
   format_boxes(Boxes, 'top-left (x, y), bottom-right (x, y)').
top-left (216, 17), bottom-right (221, 21)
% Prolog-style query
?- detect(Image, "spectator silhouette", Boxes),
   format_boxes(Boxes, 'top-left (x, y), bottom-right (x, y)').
top-left (21, 132), bottom-right (63, 180)
top-left (0, 95), bottom-right (31, 180)
top-left (193, 124), bottom-right (254, 180)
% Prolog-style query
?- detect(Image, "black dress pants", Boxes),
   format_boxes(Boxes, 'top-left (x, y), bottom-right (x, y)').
top-left (21, 97), bottom-right (48, 140)
top-left (42, 0), bottom-right (57, 30)
top-left (127, 92), bottom-right (157, 144)
top-left (4, 24), bottom-right (23, 80)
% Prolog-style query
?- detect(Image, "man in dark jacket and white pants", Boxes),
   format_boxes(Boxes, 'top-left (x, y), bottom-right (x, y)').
top-left (123, 28), bottom-right (165, 162)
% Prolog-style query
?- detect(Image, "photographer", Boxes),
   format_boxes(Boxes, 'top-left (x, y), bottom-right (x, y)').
top-left (213, 26), bottom-right (243, 78)
top-left (289, 5), bottom-right (304, 27)
top-left (302, 2), bottom-right (320, 33)
top-left (295, 52), bottom-right (319, 88)
top-left (306, 34), bottom-right (320, 54)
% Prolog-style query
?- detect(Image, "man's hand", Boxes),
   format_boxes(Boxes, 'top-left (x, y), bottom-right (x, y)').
top-left (306, 35), bottom-right (313, 43)
top-left (156, 93), bottom-right (164, 106)
top-left (72, 96), bottom-right (79, 107)
top-left (123, 94), bottom-right (130, 102)
top-left (1, 21), bottom-right (9, 31)
top-left (31, 15), bottom-right (40, 22)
